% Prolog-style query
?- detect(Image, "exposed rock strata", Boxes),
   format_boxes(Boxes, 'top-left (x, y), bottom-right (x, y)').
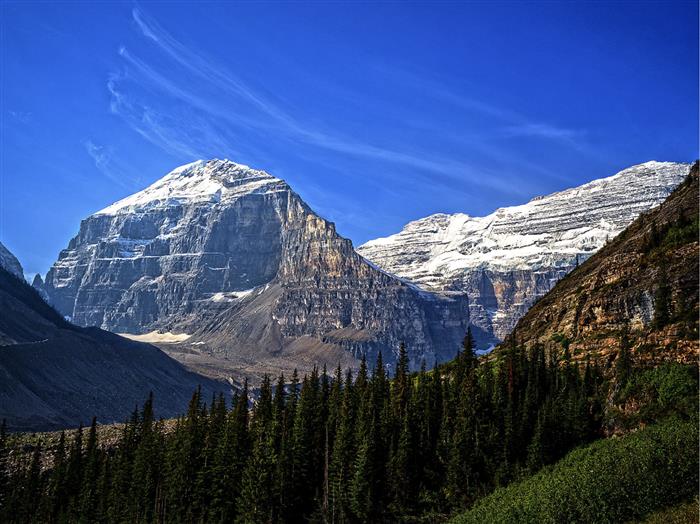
top-left (358, 161), bottom-right (691, 349)
top-left (42, 159), bottom-right (469, 369)
top-left (499, 162), bottom-right (699, 365)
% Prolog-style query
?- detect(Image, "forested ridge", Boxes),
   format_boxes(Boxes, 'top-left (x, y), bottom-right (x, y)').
top-left (4, 329), bottom-right (671, 524)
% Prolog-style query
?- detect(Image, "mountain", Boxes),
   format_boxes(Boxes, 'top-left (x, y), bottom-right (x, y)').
top-left (40, 159), bottom-right (468, 371)
top-left (0, 241), bottom-right (23, 278)
top-left (358, 161), bottom-right (691, 349)
top-left (0, 252), bottom-right (228, 431)
top-left (498, 161), bottom-right (698, 363)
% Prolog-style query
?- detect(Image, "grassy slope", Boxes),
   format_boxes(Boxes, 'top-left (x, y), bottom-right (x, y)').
top-left (452, 416), bottom-right (698, 524)
top-left (639, 498), bottom-right (698, 524)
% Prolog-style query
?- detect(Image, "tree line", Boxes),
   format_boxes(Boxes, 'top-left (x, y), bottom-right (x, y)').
top-left (0, 332), bottom-right (608, 523)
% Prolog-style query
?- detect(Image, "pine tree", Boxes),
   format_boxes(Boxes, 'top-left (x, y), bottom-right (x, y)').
top-left (0, 420), bottom-right (7, 519)
top-left (20, 444), bottom-right (43, 522)
top-left (165, 387), bottom-right (207, 522)
top-left (238, 375), bottom-right (277, 523)
top-left (350, 387), bottom-right (381, 521)
top-left (329, 369), bottom-right (355, 523)
top-left (78, 417), bottom-right (101, 520)
top-left (615, 326), bottom-right (632, 387)
top-left (65, 423), bottom-right (84, 519)
top-left (462, 327), bottom-right (477, 372)
top-left (653, 263), bottom-right (672, 329)
top-left (211, 383), bottom-right (249, 523)
top-left (47, 430), bottom-right (68, 521)
top-left (129, 394), bottom-right (164, 522)
top-left (526, 408), bottom-right (546, 472)
top-left (390, 410), bottom-right (416, 515)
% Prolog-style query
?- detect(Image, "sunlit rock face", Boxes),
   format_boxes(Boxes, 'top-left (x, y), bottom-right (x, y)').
top-left (42, 159), bottom-right (469, 368)
top-left (358, 161), bottom-right (691, 349)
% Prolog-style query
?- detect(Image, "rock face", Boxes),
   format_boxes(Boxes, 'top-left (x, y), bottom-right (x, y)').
top-left (42, 159), bottom-right (468, 369)
top-left (0, 241), bottom-right (23, 278)
top-left (0, 262), bottom-right (228, 432)
top-left (498, 162), bottom-right (699, 365)
top-left (358, 161), bottom-right (691, 349)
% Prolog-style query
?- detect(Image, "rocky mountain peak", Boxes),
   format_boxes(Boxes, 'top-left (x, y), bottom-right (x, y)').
top-left (41, 159), bottom-right (469, 372)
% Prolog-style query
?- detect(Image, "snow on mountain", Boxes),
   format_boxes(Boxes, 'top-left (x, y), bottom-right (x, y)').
top-left (41, 158), bottom-right (469, 371)
top-left (358, 161), bottom-right (692, 347)
top-left (97, 159), bottom-right (288, 215)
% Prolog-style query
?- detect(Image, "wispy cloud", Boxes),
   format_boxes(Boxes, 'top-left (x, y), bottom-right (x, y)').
top-left (503, 123), bottom-right (582, 141)
top-left (106, 7), bottom-right (532, 197)
top-left (8, 110), bottom-right (32, 123)
top-left (84, 139), bottom-right (139, 188)
top-left (379, 65), bottom-right (588, 151)
top-left (131, 8), bottom-right (300, 133)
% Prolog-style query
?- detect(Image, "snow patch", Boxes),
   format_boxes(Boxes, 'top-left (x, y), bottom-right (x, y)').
top-left (118, 331), bottom-right (191, 343)
top-left (358, 161), bottom-right (691, 287)
top-left (95, 159), bottom-right (289, 216)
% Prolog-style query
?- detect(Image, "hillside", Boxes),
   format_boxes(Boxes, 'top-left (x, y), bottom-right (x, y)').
top-left (0, 241), bottom-right (23, 278)
top-left (500, 162), bottom-right (699, 364)
top-left (452, 416), bottom-right (698, 524)
top-left (0, 265), bottom-right (228, 431)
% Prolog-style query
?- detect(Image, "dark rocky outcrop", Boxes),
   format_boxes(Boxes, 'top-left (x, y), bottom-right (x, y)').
top-left (0, 241), bottom-right (23, 279)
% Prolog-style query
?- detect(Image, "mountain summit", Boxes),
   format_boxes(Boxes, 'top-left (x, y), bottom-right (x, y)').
top-left (41, 159), bottom-right (468, 372)
top-left (358, 161), bottom-right (691, 348)
top-left (96, 159), bottom-right (287, 215)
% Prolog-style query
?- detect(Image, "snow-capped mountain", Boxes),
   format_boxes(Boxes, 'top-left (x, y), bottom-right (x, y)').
top-left (41, 159), bottom-right (468, 370)
top-left (96, 159), bottom-right (288, 215)
top-left (357, 161), bottom-right (692, 348)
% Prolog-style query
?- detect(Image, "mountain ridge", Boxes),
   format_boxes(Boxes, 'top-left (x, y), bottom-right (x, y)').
top-left (358, 161), bottom-right (691, 348)
top-left (497, 161), bottom-right (699, 363)
top-left (0, 241), bottom-right (24, 279)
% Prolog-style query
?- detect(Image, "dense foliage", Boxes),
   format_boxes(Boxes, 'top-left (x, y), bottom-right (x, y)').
top-left (0, 333), bottom-right (613, 523)
top-left (452, 416), bottom-right (699, 524)
top-left (0, 334), bottom-right (697, 523)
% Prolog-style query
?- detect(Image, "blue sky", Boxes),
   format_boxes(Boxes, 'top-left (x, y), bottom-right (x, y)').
top-left (1, 1), bottom-right (697, 277)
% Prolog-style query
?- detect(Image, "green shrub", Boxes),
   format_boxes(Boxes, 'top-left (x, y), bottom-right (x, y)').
top-left (617, 363), bottom-right (698, 425)
top-left (452, 417), bottom-right (699, 524)
top-left (661, 217), bottom-right (698, 249)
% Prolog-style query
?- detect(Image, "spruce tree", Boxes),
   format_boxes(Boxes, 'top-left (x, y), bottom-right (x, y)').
top-left (238, 376), bottom-right (277, 523)
top-left (78, 417), bottom-right (101, 520)
top-left (653, 264), bottom-right (672, 329)
top-left (330, 369), bottom-right (355, 522)
top-left (0, 420), bottom-right (7, 519)
top-left (616, 326), bottom-right (632, 387)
